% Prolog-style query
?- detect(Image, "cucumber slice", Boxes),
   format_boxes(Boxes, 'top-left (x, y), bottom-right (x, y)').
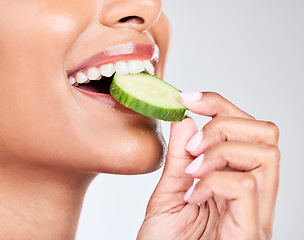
top-left (110, 72), bottom-right (187, 122)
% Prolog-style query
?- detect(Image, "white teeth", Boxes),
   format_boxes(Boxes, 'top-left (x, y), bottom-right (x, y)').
top-left (128, 60), bottom-right (144, 74)
top-left (76, 72), bottom-right (88, 84)
top-left (68, 76), bottom-right (76, 85)
top-left (69, 59), bottom-right (155, 86)
top-left (99, 63), bottom-right (115, 77)
top-left (143, 60), bottom-right (154, 75)
top-left (115, 61), bottom-right (129, 75)
top-left (87, 67), bottom-right (101, 80)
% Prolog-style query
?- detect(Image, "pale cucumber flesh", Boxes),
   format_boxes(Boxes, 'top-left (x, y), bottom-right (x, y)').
top-left (109, 72), bottom-right (187, 122)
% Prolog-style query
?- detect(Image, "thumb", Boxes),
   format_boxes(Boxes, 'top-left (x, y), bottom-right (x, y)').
top-left (152, 117), bottom-right (198, 202)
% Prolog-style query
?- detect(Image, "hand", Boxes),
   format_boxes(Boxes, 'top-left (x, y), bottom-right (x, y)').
top-left (137, 92), bottom-right (280, 240)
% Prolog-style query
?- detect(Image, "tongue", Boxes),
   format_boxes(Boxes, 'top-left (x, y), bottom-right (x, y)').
top-left (76, 83), bottom-right (101, 93)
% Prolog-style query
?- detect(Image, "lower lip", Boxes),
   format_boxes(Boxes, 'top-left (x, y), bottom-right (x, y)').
top-left (75, 87), bottom-right (139, 114)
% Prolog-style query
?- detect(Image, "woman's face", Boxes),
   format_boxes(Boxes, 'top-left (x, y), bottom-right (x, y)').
top-left (0, 0), bottom-right (170, 174)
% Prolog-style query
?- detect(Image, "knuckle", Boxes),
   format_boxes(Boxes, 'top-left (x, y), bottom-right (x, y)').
top-left (268, 145), bottom-right (281, 161)
top-left (265, 121), bottom-right (280, 142)
top-left (266, 145), bottom-right (281, 167)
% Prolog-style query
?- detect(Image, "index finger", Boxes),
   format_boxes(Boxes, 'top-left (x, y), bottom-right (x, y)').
top-left (179, 92), bottom-right (254, 119)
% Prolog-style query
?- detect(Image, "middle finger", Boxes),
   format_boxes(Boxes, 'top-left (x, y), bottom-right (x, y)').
top-left (186, 116), bottom-right (279, 156)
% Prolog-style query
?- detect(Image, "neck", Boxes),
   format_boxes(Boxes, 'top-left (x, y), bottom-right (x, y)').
top-left (0, 161), bottom-right (95, 240)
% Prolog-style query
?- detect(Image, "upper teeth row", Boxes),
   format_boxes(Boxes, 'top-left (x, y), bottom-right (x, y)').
top-left (69, 60), bottom-right (154, 86)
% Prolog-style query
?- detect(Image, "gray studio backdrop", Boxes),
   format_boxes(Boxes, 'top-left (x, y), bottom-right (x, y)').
top-left (76, 1), bottom-right (304, 239)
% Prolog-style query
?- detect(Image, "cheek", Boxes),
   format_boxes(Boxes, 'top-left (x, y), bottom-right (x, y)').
top-left (0, 1), bottom-right (93, 160)
top-left (0, 0), bottom-right (93, 64)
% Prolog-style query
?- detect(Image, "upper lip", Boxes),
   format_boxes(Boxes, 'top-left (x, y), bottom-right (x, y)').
top-left (67, 43), bottom-right (159, 77)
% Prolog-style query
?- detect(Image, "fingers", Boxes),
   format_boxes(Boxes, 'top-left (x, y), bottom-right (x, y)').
top-left (186, 116), bottom-right (280, 156)
top-left (167, 117), bottom-right (197, 161)
top-left (185, 141), bottom-right (280, 239)
top-left (180, 91), bottom-right (280, 238)
top-left (179, 92), bottom-right (254, 119)
top-left (185, 142), bottom-right (280, 178)
top-left (165, 117), bottom-right (197, 179)
top-left (145, 117), bottom-right (200, 216)
top-left (178, 91), bottom-right (279, 238)
top-left (185, 171), bottom-right (260, 239)
top-left (151, 117), bottom-right (198, 203)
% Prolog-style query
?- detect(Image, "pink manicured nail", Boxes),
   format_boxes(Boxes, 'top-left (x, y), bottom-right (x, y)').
top-left (180, 92), bottom-right (202, 102)
top-left (186, 130), bottom-right (203, 152)
top-left (185, 155), bottom-right (204, 174)
top-left (184, 184), bottom-right (195, 202)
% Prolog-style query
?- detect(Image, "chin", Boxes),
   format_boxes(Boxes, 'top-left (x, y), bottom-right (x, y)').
top-left (122, 132), bottom-right (167, 175)
top-left (95, 121), bottom-right (167, 175)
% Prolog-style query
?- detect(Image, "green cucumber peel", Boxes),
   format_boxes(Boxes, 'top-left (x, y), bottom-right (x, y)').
top-left (110, 72), bottom-right (187, 122)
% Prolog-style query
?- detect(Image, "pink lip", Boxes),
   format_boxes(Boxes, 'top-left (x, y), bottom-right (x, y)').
top-left (71, 42), bottom-right (158, 117)
top-left (75, 88), bottom-right (139, 114)
top-left (68, 43), bottom-right (159, 77)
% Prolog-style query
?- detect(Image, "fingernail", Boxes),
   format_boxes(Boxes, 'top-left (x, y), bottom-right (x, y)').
top-left (185, 154), bottom-right (204, 174)
top-left (186, 130), bottom-right (203, 152)
top-left (184, 184), bottom-right (195, 202)
top-left (179, 92), bottom-right (202, 102)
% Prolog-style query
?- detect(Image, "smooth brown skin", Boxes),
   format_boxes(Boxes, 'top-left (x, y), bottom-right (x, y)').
top-left (0, 0), bottom-right (280, 239)
top-left (0, 0), bottom-right (167, 239)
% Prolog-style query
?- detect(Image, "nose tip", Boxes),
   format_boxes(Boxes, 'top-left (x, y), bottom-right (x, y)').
top-left (99, 0), bottom-right (162, 32)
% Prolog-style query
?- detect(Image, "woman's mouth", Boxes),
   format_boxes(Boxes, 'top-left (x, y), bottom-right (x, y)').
top-left (68, 59), bottom-right (154, 94)
top-left (67, 43), bottom-right (159, 113)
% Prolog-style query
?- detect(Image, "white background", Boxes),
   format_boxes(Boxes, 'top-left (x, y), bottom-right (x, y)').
top-left (77, 1), bottom-right (304, 239)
